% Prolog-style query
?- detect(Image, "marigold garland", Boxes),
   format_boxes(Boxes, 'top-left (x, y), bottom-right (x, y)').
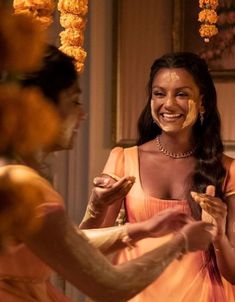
top-left (198, 0), bottom-right (219, 42)
top-left (13, 0), bottom-right (56, 29)
top-left (58, 0), bottom-right (88, 73)
top-left (199, 0), bottom-right (235, 65)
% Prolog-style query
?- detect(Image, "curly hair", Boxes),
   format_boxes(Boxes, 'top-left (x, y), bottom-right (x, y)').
top-left (137, 52), bottom-right (225, 284)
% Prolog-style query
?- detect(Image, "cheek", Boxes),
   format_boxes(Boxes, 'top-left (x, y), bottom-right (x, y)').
top-left (182, 99), bottom-right (198, 129)
top-left (151, 100), bottom-right (160, 123)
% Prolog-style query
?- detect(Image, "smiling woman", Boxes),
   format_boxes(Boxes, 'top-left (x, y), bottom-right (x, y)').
top-left (150, 68), bottom-right (204, 135)
top-left (82, 52), bottom-right (235, 301)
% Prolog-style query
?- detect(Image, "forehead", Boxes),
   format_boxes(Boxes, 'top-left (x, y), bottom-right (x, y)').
top-left (152, 68), bottom-right (197, 88)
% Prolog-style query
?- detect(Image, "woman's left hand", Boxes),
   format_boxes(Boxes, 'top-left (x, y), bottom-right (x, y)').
top-left (191, 185), bottom-right (227, 239)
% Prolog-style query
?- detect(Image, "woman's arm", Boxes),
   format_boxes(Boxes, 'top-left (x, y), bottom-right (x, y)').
top-left (26, 208), bottom-right (213, 302)
top-left (80, 175), bottom-right (134, 229)
top-left (82, 208), bottom-right (190, 254)
top-left (213, 195), bottom-right (235, 283)
top-left (192, 186), bottom-right (235, 283)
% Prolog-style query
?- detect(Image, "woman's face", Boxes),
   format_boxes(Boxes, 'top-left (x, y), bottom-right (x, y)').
top-left (53, 81), bottom-right (86, 151)
top-left (151, 68), bottom-right (203, 134)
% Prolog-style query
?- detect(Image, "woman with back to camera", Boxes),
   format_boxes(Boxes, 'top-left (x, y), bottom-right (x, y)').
top-left (0, 45), bottom-right (215, 302)
top-left (80, 52), bottom-right (235, 301)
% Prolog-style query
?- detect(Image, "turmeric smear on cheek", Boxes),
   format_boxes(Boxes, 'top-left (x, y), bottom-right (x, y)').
top-left (182, 99), bottom-right (198, 129)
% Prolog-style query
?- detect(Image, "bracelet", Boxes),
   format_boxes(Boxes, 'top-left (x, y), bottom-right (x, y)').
top-left (176, 231), bottom-right (189, 260)
top-left (121, 224), bottom-right (136, 250)
top-left (87, 203), bottom-right (101, 219)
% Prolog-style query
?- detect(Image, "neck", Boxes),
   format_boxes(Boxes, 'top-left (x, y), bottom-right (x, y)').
top-left (159, 131), bottom-right (194, 154)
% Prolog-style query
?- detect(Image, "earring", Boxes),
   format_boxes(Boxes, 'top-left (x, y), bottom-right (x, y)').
top-left (200, 112), bottom-right (204, 125)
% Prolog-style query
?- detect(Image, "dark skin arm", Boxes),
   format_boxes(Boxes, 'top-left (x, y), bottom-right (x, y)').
top-left (80, 175), bottom-right (130, 229)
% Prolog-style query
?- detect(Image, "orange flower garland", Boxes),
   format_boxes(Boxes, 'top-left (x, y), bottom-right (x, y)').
top-left (58, 0), bottom-right (88, 73)
top-left (198, 0), bottom-right (219, 42)
top-left (13, 0), bottom-right (56, 29)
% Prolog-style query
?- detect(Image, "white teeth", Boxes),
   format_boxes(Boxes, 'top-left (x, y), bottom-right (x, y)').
top-left (162, 113), bottom-right (181, 118)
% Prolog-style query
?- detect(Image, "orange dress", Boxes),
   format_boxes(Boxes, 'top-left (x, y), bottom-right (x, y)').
top-left (103, 146), bottom-right (235, 302)
top-left (0, 165), bottom-right (71, 302)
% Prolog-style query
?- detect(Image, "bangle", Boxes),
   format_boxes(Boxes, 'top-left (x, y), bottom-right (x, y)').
top-left (87, 203), bottom-right (101, 219)
top-left (176, 231), bottom-right (188, 260)
top-left (122, 224), bottom-right (136, 250)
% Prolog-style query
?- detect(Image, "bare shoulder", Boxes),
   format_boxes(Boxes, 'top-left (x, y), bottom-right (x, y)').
top-left (0, 164), bottom-right (49, 186)
top-left (138, 139), bottom-right (159, 154)
top-left (222, 154), bottom-right (235, 171)
top-left (0, 164), bottom-right (63, 203)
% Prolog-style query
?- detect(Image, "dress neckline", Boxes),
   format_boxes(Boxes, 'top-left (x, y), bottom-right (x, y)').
top-left (132, 146), bottom-right (187, 203)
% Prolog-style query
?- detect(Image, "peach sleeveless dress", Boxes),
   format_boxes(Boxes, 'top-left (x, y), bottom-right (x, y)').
top-left (0, 166), bottom-right (71, 302)
top-left (103, 146), bottom-right (235, 302)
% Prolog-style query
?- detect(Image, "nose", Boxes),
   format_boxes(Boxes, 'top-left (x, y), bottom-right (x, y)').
top-left (164, 94), bottom-right (176, 108)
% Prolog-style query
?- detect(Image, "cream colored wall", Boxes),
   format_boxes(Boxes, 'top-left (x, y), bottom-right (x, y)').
top-left (87, 0), bottom-right (174, 191)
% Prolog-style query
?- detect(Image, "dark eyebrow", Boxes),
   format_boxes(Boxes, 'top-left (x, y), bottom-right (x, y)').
top-left (152, 85), bottom-right (193, 91)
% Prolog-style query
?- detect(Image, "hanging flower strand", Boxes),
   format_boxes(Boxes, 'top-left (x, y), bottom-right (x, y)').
top-left (58, 0), bottom-right (88, 73)
top-left (198, 0), bottom-right (219, 42)
top-left (13, 0), bottom-right (56, 30)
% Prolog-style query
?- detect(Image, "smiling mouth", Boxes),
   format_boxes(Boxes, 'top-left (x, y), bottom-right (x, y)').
top-left (160, 113), bottom-right (183, 122)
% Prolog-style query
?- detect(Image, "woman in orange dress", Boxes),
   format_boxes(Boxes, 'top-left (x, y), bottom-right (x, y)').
top-left (80, 52), bottom-right (235, 301)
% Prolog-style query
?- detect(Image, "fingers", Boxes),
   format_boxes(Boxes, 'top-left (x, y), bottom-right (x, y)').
top-left (92, 176), bottom-right (135, 206)
top-left (93, 175), bottom-right (135, 189)
top-left (206, 185), bottom-right (215, 197)
top-left (191, 191), bottom-right (227, 215)
top-left (93, 177), bottom-right (112, 188)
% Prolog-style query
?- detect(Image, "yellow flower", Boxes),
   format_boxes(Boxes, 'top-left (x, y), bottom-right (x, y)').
top-left (0, 9), bottom-right (46, 72)
top-left (199, 24), bottom-right (218, 38)
top-left (58, 0), bottom-right (88, 15)
top-left (13, 0), bottom-right (55, 14)
top-left (13, 0), bottom-right (55, 29)
top-left (60, 12), bottom-right (87, 29)
top-left (75, 62), bottom-right (84, 73)
top-left (60, 28), bottom-right (84, 47)
top-left (59, 45), bottom-right (87, 63)
top-left (198, 9), bottom-right (218, 24)
top-left (199, 0), bottom-right (219, 10)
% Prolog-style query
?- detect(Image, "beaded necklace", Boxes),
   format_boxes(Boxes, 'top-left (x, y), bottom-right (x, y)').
top-left (155, 136), bottom-right (196, 159)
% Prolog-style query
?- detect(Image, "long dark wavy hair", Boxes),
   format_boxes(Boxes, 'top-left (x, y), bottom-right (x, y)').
top-left (137, 52), bottom-right (225, 284)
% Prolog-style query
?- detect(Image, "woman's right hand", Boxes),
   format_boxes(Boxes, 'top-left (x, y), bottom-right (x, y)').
top-left (88, 175), bottom-right (135, 209)
top-left (180, 221), bottom-right (216, 252)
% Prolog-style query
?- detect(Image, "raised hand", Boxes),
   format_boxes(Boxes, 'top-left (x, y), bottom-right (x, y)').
top-left (89, 175), bottom-right (135, 209)
top-left (191, 185), bottom-right (227, 239)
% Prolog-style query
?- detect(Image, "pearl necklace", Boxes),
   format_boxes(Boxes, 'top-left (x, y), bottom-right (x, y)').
top-left (155, 136), bottom-right (196, 159)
